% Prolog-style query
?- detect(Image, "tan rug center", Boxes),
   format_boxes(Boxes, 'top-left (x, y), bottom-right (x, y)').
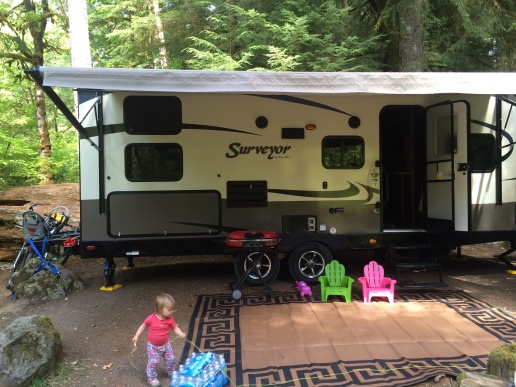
top-left (239, 301), bottom-right (504, 369)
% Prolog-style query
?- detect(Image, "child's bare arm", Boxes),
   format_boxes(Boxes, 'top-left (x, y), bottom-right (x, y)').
top-left (132, 323), bottom-right (147, 345)
top-left (173, 325), bottom-right (186, 339)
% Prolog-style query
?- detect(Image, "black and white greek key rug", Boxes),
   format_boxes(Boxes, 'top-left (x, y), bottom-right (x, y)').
top-left (180, 290), bottom-right (516, 387)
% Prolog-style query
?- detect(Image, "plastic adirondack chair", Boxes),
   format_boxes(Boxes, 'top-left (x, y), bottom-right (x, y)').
top-left (358, 261), bottom-right (396, 303)
top-left (318, 260), bottom-right (354, 302)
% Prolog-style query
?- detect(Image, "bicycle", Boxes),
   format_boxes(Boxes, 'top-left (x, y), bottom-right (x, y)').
top-left (6, 204), bottom-right (80, 291)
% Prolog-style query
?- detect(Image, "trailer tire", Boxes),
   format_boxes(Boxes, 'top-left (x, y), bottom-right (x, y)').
top-left (288, 243), bottom-right (332, 284)
top-left (234, 249), bottom-right (280, 286)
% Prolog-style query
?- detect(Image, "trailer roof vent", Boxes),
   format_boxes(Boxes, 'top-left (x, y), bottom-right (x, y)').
top-left (227, 180), bottom-right (268, 208)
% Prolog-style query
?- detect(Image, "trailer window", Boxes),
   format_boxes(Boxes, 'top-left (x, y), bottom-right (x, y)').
top-left (124, 96), bottom-right (182, 134)
top-left (125, 144), bottom-right (182, 181)
top-left (322, 136), bottom-right (364, 169)
top-left (435, 114), bottom-right (458, 155)
top-left (470, 133), bottom-right (496, 173)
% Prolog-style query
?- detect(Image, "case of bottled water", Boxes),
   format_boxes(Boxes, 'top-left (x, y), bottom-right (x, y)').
top-left (170, 352), bottom-right (228, 387)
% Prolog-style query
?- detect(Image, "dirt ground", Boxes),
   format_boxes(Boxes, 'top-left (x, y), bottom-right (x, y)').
top-left (1, 246), bottom-right (515, 387)
top-left (0, 185), bottom-right (515, 387)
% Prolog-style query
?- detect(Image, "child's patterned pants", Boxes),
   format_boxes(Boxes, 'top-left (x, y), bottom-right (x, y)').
top-left (146, 341), bottom-right (175, 381)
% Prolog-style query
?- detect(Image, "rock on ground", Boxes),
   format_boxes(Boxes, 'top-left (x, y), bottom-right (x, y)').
top-left (0, 315), bottom-right (62, 387)
top-left (457, 371), bottom-right (512, 386)
top-left (10, 258), bottom-right (84, 301)
top-left (487, 343), bottom-right (516, 382)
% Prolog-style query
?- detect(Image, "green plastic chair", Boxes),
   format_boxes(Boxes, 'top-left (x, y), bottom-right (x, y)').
top-left (318, 260), bottom-right (354, 302)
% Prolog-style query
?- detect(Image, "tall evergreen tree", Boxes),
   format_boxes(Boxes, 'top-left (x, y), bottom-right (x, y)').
top-left (68, 0), bottom-right (92, 68)
top-left (185, 1), bottom-right (385, 71)
top-left (87, 0), bottom-right (215, 68)
top-left (399, 0), bottom-right (423, 71)
top-left (348, 0), bottom-right (516, 71)
top-left (152, 0), bottom-right (168, 68)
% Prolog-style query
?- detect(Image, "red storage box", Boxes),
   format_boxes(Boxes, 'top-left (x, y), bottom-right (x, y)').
top-left (226, 230), bottom-right (279, 248)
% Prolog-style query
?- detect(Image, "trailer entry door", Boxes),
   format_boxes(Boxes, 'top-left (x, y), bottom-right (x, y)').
top-left (425, 101), bottom-right (470, 232)
top-left (380, 106), bottom-right (426, 231)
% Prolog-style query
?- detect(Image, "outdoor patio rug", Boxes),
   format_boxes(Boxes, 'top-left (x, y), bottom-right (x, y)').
top-left (180, 290), bottom-right (516, 387)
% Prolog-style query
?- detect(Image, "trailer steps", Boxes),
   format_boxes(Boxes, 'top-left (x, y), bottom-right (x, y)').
top-left (388, 244), bottom-right (448, 289)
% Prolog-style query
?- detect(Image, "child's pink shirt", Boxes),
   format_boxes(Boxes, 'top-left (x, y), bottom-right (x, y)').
top-left (144, 313), bottom-right (177, 346)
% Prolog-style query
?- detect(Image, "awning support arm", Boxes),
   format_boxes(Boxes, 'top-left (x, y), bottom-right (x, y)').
top-left (24, 67), bottom-right (101, 152)
top-left (495, 95), bottom-right (502, 206)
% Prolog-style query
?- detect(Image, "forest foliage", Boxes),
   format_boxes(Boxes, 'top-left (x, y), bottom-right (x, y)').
top-left (0, 0), bottom-right (515, 189)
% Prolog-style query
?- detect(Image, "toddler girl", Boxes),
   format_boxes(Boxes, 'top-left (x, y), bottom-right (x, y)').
top-left (133, 293), bottom-right (187, 387)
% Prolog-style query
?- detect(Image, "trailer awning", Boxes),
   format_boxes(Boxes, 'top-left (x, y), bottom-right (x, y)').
top-left (38, 66), bottom-right (516, 95)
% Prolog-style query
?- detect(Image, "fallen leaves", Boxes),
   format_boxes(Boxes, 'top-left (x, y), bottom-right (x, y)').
top-left (93, 362), bottom-right (113, 370)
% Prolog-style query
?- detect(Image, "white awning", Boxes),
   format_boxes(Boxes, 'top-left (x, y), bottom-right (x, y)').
top-left (39, 66), bottom-right (516, 95)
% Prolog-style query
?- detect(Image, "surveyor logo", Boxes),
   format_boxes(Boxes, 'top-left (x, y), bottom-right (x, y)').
top-left (226, 142), bottom-right (292, 160)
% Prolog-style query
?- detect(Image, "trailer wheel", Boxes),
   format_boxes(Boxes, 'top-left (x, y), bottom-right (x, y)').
top-left (234, 249), bottom-right (280, 286)
top-left (288, 243), bottom-right (332, 284)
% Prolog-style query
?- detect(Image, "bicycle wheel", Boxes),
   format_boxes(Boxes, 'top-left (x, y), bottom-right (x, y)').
top-left (48, 236), bottom-right (78, 265)
top-left (53, 245), bottom-right (72, 265)
top-left (60, 251), bottom-right (71, 265)
top-left (6, 245), bottom-right (33, 290)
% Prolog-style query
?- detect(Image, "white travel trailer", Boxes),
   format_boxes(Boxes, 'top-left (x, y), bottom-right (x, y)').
top-left (27, 67), bottom-right (516, 288)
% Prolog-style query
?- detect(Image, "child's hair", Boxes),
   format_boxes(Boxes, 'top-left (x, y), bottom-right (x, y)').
top-left (154, 293), bottom-right (175, 313)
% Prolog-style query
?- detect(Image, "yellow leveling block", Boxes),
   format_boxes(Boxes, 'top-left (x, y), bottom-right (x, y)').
top-left (100, 284), bottom-right (123, 291)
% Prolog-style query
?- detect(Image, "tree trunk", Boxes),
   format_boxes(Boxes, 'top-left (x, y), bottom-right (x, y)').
top-left (35, 83), bottom-right (53, 184)
top-left (152, 0), bottom-right (168, 68)
top-left (500, 31), bottom-right (516, 71)
top-left (399, 0), bottom-right (423, 71)
top-left (24, 0), bottom-right (53, 184)
top-left (68, 0), bottom-right (92, 125)
top-left (68, 0), bottom-right (92, 67)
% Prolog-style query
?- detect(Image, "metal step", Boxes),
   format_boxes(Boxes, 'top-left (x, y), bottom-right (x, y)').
top-left (395, 262), bottom-right (441, 270)
top-left (391, 247), bottom-right (446, 288)
top-left (390, 244), bottom-right (433, 251)
top-left (396, 281), bottom-right (448, 289)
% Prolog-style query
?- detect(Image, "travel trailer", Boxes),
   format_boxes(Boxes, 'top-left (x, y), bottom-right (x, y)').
top-left (26, 67), bottom-right (516, 288)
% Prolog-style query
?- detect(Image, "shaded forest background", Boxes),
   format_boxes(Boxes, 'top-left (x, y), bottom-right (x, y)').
top-left (1, 0), bottom-right (515, 189)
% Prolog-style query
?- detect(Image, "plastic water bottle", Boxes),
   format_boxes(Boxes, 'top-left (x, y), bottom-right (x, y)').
top-left (218, 355), bottom-right (226, 371)
top-left (170, 371), bottom-right (178, 387)
top-left (173, 352), bottom-right (228, 387)
top-left (218, 354), bottom-right (227, 385)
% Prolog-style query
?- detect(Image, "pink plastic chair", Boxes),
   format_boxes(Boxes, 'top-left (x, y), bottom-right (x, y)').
top-left (358, 261), bottom-right (396, 303)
